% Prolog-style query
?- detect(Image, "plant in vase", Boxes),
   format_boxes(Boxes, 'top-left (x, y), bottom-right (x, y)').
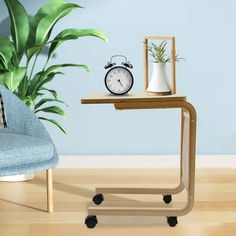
top-left (0, 0), bottom-right (108, 133)
top-left (146, 41), bottom-right (183, 95)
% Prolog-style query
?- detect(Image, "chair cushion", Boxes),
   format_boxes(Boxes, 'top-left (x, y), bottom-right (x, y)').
top-left (0, 133), bottom-right (54, 169)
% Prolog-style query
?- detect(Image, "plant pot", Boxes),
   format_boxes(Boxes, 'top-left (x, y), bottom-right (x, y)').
top-left (0, 173), bottom-right (34, 182)
top-left (147, 62), bottom-right (171, 95)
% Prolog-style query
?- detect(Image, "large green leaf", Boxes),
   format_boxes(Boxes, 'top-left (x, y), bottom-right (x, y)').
top-left (0, 59), bottom-right (5, 70)
top-left (36, 3), bottom-right (81, 44)
top-left (35, 105), bottom-right (66, 117)
top-left (28, 0), bottom-right (68, 47)
top-left (26, 1), bottom-right (81, 60)
top-left (17, 75), bottom-right (29, 98)
top-left (27, 71), bottom-right (64, 96)
top-left (47, 29), bottom-right (108, 61)
top-left (28, 64), bottom-right (89, 95)
top-left (4, 0), bottom-right (30, 60)
top-left (40, 87), bottom-right (58, 99)
top-left (43, 63), bottom-right (90, 77)
top-left (39, 116), bottom-right (66, 134)
top-left (20, 93), bottom-right (44, 106)
top-left (0, 36), bottom-right (14, 69)
top-left (0, 67), bottom-right (26, 92)
top-left (34, 98), bottom-right (67, 110)
top-left (0, 56), bottom-right (8, 70)
top-left (26, 44), bottom-right (42, 60)
top-left (28, 0), bottom-right (57, 45)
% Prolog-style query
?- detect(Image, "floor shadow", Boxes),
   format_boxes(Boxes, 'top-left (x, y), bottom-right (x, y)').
top-left (0, 198), bottom-right (47, 213)
top-left (33, 177), bottom-right (140, 203)
top-left (0, 175), bottom-right (153, 212)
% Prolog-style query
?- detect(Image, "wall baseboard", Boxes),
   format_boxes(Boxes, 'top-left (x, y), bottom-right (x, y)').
top-left (57, 155), bottom-right (236, 168)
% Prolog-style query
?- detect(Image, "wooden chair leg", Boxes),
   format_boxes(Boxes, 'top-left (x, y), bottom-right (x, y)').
top-left (46, 169), bottom-right (53, 213)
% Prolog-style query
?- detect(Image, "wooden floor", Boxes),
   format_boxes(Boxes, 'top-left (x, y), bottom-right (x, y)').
top-left (0, 168), bottom-right (236, 236)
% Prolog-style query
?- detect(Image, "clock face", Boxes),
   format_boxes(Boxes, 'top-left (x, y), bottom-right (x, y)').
top-left (105, 66), bottom-right (134, 95)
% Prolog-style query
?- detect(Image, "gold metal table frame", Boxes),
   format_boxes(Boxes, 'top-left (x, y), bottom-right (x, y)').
top-left (81, 93), bottom-right (197, 227)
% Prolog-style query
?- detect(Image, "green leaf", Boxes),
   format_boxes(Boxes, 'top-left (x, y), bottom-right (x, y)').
top-left (43, 63), bottom-right (90, 76)
top-left (4, 0), bottom-right (30, 60)
top-left (39, 116), bottom-right (66, 134)
top-left (36, 3), bottom-right (81, 44)
top-left (34, 98), bottom-right (67, 110)
top-left (35, 105), bottom-right (66, 117)
top-left (0, 56), bottom-right (8, 70)
top-left (26, 0), bottom-right (81, 60)
top-left (28, 0), bottom-right (58, 44)
top-left (27, 71), bottom-right (63, 96)
top-left (20, 93), bottom-right (44, 106)
top-left (28, 64), bottom-right (89, 95)
top-left (27, 73), bottom-right (42, 95)
top-left (148, 40), bottom-right (185, 63)
top-left (0, 36), bottom-right (14, 69)
top-left (17, 75), bottom-right (29, 98)
top-left (26, 45), bottom-right (40, 60)
top-left (27, 64), bottom-right (88, 98)
top-left (31, 76), bottom-right (54, 96)
top-left (27, 0), bottom-right (70, 45)
top-left (0, 59), bottom-right (6, 70)
top-left (0, 67), bottom-right (26, 92)
top-left (47, 28), bottom-right (108, 61)
top-left (40, 87), bottom-right (58, 99)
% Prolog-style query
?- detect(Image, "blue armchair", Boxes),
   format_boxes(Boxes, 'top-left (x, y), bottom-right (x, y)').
top-left (0, 85), bottom-right (59, 212)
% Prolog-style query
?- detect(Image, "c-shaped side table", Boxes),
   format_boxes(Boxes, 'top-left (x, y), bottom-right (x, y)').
top-left (81, 92), bottom-right (197, 228)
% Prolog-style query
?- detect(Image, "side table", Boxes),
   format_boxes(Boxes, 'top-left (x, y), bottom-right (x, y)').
top-left (81, 92), bottom-right (197, 228)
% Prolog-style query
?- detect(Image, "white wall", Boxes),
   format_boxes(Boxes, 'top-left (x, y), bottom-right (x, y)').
top-left (1, 0), bottom-right (235, 155)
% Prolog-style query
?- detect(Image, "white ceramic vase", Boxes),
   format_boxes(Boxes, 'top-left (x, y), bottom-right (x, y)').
top-left (147, 62), bottom-right (171, 95)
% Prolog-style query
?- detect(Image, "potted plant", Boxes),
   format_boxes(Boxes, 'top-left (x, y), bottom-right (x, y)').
top-left (146, 41), bottom-right (183, 95)
top-left (0, 0), bottom-right (107, 181)
top-left (0, 0), bottom-right (107, 133)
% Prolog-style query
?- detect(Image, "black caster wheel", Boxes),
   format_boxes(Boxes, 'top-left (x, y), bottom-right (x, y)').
top-left (167, 216), bottom-right (178, 227)
top-left (163, 194), bottom-right (172, 204)
top-left (92, 193), bottom-right (104, 205)
top-left (85, 215), bottom-right (98, 229)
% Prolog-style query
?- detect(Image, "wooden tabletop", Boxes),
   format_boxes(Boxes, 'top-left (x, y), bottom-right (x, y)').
top-left (81, 92), bottom-right (186, 104)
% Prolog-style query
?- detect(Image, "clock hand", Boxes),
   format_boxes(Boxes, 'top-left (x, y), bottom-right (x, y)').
top-left (117, 79), bottom-right (124, 87)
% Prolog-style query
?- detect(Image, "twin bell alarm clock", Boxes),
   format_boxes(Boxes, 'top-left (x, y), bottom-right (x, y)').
top-left (104, 55), bottom-right (134, 95)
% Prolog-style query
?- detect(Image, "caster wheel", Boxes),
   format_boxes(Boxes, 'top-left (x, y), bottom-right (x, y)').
top-left (167, 216), bottom-right (178, 227)
top-left (85, 215), bottom-right (97, 229)
top-left (163, 194), bottom-right (172, 204)
top-left (92, 193), bottom-right (104, 205)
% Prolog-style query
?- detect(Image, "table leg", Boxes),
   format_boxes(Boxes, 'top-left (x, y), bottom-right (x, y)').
top-left (88, 101), bottom-right (197, 217)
